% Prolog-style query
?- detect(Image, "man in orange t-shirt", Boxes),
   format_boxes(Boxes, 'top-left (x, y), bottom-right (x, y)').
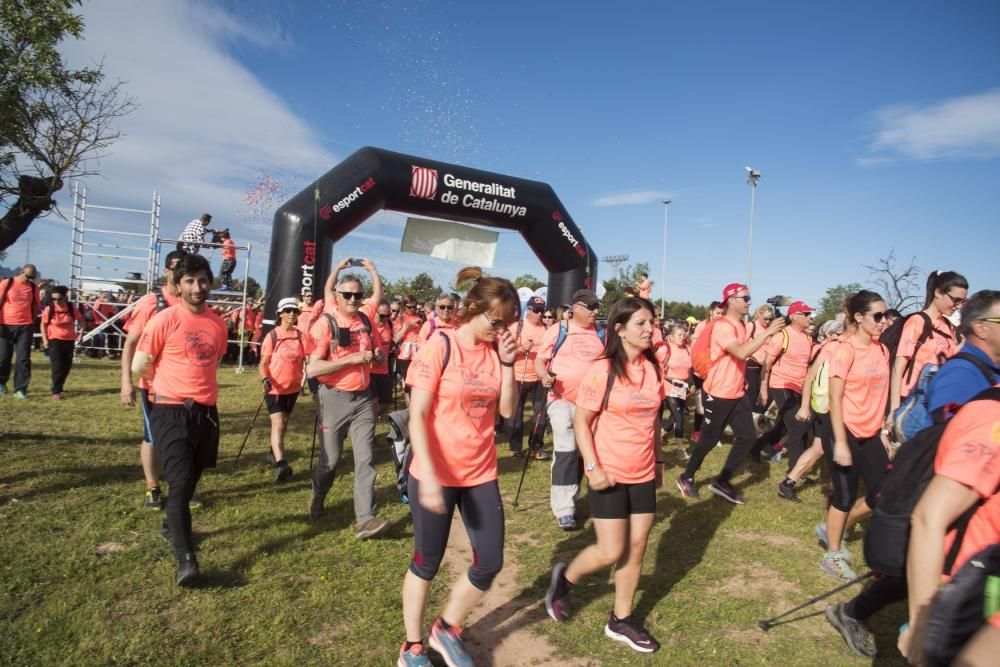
top-left (0, 264), bottom-right (40, 397)
top-left (536, 289), bottom-right (605, 529)
top-left (370, 300), bottom-right (395, 413)
top-left (218, 230), bottom-right (237, 289)
top-left (677, 283), bottom-right (785, 504)
top-left (506, 296), bottom-right (550, 459)
top-left (306, 257), bottom-right (390, 540)
top-left (132, 253), bottom-right (228, 586)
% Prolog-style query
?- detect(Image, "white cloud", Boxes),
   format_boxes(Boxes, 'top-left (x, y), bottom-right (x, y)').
top-left (861, 88), bottom-right (1000, 163)
top-left (590, 190), bottom-right (673, 207)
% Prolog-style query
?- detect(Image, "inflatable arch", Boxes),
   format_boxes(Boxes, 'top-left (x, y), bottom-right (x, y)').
top-left (263, 147), bottom-right (598, 323)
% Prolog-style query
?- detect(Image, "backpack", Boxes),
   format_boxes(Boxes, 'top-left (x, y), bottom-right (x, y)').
top-left (880, 312), bottom-right (955, 387)
top-left (690, 319), bottom-right (738, 379)
top-left (893, 352), bottom-right (997, 442)
top-left (863, 387), bottom-right (1000, 577)
top-left (551, 320), bottom-right (606, 362)
top-left (320, 310), bottom-right (373, 356)
top-left (44, 301), bottom-right (77, 324)
top-left (921, 544), bottom-right (1000, 667)
top-left (267, 327), bottom-right (304, 354)
top-left (809, 357), bottom-right (832, 414)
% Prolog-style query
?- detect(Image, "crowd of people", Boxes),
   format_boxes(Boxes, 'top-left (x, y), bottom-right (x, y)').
top-left (2, 250), bottom-right (999, 665)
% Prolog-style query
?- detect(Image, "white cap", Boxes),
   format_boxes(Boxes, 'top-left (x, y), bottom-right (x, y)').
top-left (277, 297), bottom-right (300, 312)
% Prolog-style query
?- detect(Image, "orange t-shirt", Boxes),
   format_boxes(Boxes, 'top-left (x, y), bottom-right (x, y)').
top-left (638, 279), bottom-right (651, 299)
top-left (508, 317), bottom-right (547, 383)
top-left (576, 358), bottom-right (665, 484)
top-left (261, 327), bottom-right (315, 395)
top-left (137, 305), bottom-right (229, 406)
top-left (309, 302), bottom-right (381, 391)
top-left (297, 305), bottom-right (316, 336)
top-left (703, 318), bottom-right (748, 399)
top-left (933, 392), bottom-right (1000, 581)
top-left (42, 305), bottom-right (83, 341)
top-left (222, 237), bottom-right (236, 260)
top-left (396, 313), bottom-right (423, 360)
top-left (0, 279), bottom-right (39, 325)
top-left (371, 316), bottom-right (393, 375)
top-left (766, 327), bottom-right (814, 393)
top-left (406, 330), bottom-right (502, 487)
top-left (747, 320), bottom-right (771, 364)
top-left (537, 321), bottom-right (605, 402)
top-left (125, 290), bottom-right (182, 390)
top-left (417, 319), bottom-right (456, 353)
top-left (897, 314), bottom-right (959, 397)
top-left (828, 337), bottom-right (890, 438)
top-left (665, 342), bottom-right (692, 381)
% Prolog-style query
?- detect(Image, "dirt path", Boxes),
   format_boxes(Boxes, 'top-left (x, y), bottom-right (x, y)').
top-left (437, 515), bottom-right (594, 667)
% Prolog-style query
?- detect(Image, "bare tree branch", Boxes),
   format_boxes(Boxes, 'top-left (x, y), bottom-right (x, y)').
top-left (864, 249), bottom-right (922, 313)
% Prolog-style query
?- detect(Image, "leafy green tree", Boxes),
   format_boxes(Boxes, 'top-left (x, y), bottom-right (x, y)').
top-left (600, 262), bottom-right (649, 311)
top-left (661, 301), bottom-right (708, 321)
top-left (512, 273), bottom-right (544, 291)
top-left (1, 0), bottom-right (134, 251)
top-left (816, 282), bottom-right (863, 325)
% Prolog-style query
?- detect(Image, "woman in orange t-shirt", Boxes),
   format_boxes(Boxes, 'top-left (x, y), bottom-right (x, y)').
top-left (818, 290), bottom-right (891, 582)
top-left (888, 270), bottom-right (967, 429)
top-left (663, 323), bottom-right (693, 459)
top-left (745, 303), bottom-right (777, 413)
top-left (544, 297), bottom-right (666, 654)
top-left (40, 285), bottom-right (82, 399)
top-left (399, 267), bottom-right (518, 666)
top-left (258, 297), bottom-right (314, 482)
top-left (394, 294), bottom-right (423, 403)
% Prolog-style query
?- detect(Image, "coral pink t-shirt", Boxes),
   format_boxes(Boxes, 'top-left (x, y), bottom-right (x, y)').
top-left (406, 330), bottom-right (502, 487)
top-left (396, 313), bottom-right (423, 360)
top-left (576, 357), bottom-right (665, 484)
top-left (0, 279), bottom-right (39, 326)
top-left (897, 314), bottom-right (959, 397)
top-left (537, 321), bottom-right (605, 402)
top-left (309, 302), bottom-right (380, 392)
top-left (703, 318), bottom-right (748, 400)
top-left (371, 316), bottom-right (393, 375)
top-left (638, 279), bottom-right (651, 299)
top-left (138, 305), bottom-right (228, 406)
top-left (765, 327), bottom-right (814, 393)
top-left (665, 342), bottom-right (692, 381)
top-left (126, 290), bottom-right (182, 390)
top-left (828, 337), bottom-right (890, 438)
top-left (261, 327), bottom-right (315, 395)
top-left (508, 317), bottom-right (547, 383)
top-left (42, 305), bottom-right (83, 341)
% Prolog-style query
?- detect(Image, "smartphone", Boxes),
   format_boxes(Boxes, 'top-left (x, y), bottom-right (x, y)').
top-left (347, 258), bottom-right (364, 267)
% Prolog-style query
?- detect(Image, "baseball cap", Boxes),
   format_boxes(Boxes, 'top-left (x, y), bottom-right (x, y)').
top-left (685, 316), bottom-right (698, 324)
top-left (277, 297), bottom-right (300, 312)
top-left (570, 289), bottom-right (599, 307)
top-left (721, 283), bottom-right (748, 302)
top-left (787, 300), bottom-right (815, 317)
top-left (526, 296), bottom-right (546, 310)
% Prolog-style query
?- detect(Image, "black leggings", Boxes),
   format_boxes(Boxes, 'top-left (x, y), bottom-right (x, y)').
top-left (48, 339), bottom-right (75, 393)
top-left (408, 476), bottom-right (504, 591)
top-left (508, 380), bottom-right (546, 452)
top-left (745, 362), bottom-right (762, 411)
top-left (663, 396), bottom-right (686, 439)
top-left (682, 393), bottom-right (756, 483)
top-left (751, 388), bottom-right (811, 470)
top-left (846, 574), bottom-right (907, 621)
top-left (820, 420), bottom-right (889, 512)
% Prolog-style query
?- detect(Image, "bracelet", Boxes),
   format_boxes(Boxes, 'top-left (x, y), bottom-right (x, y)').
top-left (500, 360), bottom-right (514, 367)
top-left (656, 460), bottom-right (665, 464)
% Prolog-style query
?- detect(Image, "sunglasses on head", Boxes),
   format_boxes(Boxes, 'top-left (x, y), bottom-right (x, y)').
top-left (338, 291), bottom-right (364, 301)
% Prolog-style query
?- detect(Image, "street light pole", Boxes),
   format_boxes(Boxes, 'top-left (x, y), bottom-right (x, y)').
top-left (744, 167), bottom-right (761, 292)
top-left (660, 198), bottom-right (671, 315)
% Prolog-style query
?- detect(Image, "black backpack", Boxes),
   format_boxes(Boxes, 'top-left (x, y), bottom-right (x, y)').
top-left (864, 387), bottom-right (1000, 577)
top-left (320, 310), bottom-right (373, 355)
top-left (879, 312), bottom-right (955, 387)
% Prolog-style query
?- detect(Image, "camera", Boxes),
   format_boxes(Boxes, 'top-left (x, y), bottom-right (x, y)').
top-left (209, 227), bottom-right (229, 244)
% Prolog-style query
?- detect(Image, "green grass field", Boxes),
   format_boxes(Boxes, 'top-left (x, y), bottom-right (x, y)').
top-left (0, 355), bottom-right (907, 665)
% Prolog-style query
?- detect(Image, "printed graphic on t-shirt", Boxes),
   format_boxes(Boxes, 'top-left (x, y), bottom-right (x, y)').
top-left (626, 389), bottom-right (661, 418)
top-left (459, 368), bottom-right (499, 420)
top-left (186, 331), bottom-right (221, 366)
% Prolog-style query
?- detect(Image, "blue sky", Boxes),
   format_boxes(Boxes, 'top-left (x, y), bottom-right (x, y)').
top-left (12, 0), bottom-right (999, 308)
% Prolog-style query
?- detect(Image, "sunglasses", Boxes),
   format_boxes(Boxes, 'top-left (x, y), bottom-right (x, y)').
top-left (869, 312), bottom-right (888, 323)
top-left (404, 304), bottom-right (415, 310)
top-left (51, 295), bottom-right (65, 301)
top-left (542, 314), bottom-right (554, 319)
top-left (390, 309), bottom-right (399, 314)
top-left (795, 312), bottom-right (814, 318)
top-left (280, 308), bottom-right (300, 315)
top-left (378, 313), bottom-right (390, 320)
top-left (731, 295), bottom-right (752, 303)
top-left (979, 317), bottom-right (1000, 324)
top-left (945, 293), bottom-right (967, 307)
top-left (338, 291), bottom-right (364, 301)
top-left (436, 305), bottom-right (454, 312)
top-left (528, 307), bottom-right (544, 313)
top-left (482, 313), bottom-right (506, 331)
top-left (575, 302), bottom-right (600, 311)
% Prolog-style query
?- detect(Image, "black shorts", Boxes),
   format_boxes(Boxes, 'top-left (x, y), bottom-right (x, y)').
top-left (371, 373), bottom-right (392, 406)
top-left (589, 479), bottom-right (656, 519)
top-left (265, 392), bottom-right (299, 415)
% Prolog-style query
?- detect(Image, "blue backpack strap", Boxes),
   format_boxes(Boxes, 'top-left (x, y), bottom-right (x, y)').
top-left (552, 320), bottom-right (569, 359)
top-left (597, 324), bottom-right (606, 343)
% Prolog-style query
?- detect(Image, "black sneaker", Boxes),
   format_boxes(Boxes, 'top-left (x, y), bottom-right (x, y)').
top-left (604, 614), bottom-right (660, 653)
top-left (544, 562), bottom-right (572, 622)
top-left (275, 461), bottom-right (293, 482)
top-left (709, 479), bottom-right (746, 505)
top-left (510, 450), bottom-right (525, 459)
top-left (675, 475), bottom-right (699, 499)
top-left (176, 553), bottom-right (200, 587)
top-left (143, 487), bottom-right (164, 510)
top-left (777, 480), bottom-right (801, 504)
top-left (825, 603), bottom-right (876, 658)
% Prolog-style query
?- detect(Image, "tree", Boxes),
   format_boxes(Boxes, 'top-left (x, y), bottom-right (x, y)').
top-left (816, 282), bottom-right (863, 325)
top-left (600, 262), bottom-right (649, 312)
top-left (865, 249), bottom-right (922, 314)
top-left (1, 0), bottom-right (135, 251)
top-left (512, 273), bottom-right (544, 291)
top-left (383, 273), bottom-right (442, 304)
top-left (661, 301), bottom-right (708, 321)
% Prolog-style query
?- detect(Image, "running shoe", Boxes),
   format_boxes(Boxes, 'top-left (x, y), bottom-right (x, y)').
top-left (188, 495), bottom-right (203, 510)
top-left (777, 481), bottom-right (801, 504)
top-left (428, 618), bottom-right (474, 667)
top-left (675, 446), bottom-right (691, 461)
top-left (675, 475), bottom-right (699, 499)
top-left (814, 522), bottom-right (829, 549)
top-left (557, 515), bottom-right (577, 530)
top-left (604, 614), bottom-right (660, 653)
top-left (510, 450), bottom-right (525, 459)
top-left (356, 518), bottom-right (390, 539)
top-left (820, 551), bottom-right (857, 581)
top-left (544, 562), bottom-right (572, 622)
top-left (13, 390), bottom-right (27, 400)
top-left (530, 449), bottom-right (551, 461)
top-left (397, 642), bottom-right (432, 667)
top-left (769, 450), bottom-right (783, 464)
top-left (825, 603), bottom-right (877, 658)
top-left (176, 552), bottom-right (199, 587)
top-left (709, 480), bottom-right (746, 505)
top-left (51, 393), bottom-right (62, 401)
top-left (275, 461), bottom-right (292, 482)
top-left (143, 487), bottom-right (164, 510)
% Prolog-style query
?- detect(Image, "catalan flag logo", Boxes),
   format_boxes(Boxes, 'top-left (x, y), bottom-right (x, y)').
top-left (409, 166), bottom-right (438, 200)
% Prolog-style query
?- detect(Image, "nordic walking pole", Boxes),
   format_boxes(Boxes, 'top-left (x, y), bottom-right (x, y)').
top-left (309, 414), bottom-right (319, 471)
top-left (234, 393), bottom-right (266, 466)
top-left (757, 571), bottom-right (874, 631)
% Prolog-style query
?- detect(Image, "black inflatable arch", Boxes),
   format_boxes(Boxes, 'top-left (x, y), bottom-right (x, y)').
top-left (263, 147), bottom-right (598, 323)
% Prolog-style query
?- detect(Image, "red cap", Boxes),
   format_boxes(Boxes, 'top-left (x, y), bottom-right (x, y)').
top-left (787, 301), bottom-right (815, 316)
top-left (721, 283), bottom-right (748, 302)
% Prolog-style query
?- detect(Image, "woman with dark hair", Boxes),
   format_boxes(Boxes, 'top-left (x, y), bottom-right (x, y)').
top-left (394, 294), bottom-right (422, 403)
top-left (662, 323), bottom-right (693, 460)
top-left (399, 267), bottom-right (519, 667)
top-left (887, 271), bottom-right (967, 432)
top-left (544, 297), bottom-right (665, 654)
top-left (39, 285), bottom-right (83, 399)
top-left (818, 290), bottom-right (891, 581)
top-left (541, 308), bottom-right (556, 327)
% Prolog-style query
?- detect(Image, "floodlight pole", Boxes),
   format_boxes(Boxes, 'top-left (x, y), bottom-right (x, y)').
top-left (660, 198), bottom-right (671, 315)
top-left (745, 168), bottom-right (761, 293)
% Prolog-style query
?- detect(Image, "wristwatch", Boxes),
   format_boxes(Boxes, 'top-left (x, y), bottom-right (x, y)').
top-left (585, 461), bottom-right (596, 472)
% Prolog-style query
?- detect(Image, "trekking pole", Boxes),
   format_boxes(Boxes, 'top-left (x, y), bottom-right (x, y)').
top-left (234, 394), bottom-right (266, 466)
top-left (309, 414), bottom-right (319, 471)
top-left (757, 571), bottom-right (874, 631)
top-left (513, 362), bottom-right (552, 509)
